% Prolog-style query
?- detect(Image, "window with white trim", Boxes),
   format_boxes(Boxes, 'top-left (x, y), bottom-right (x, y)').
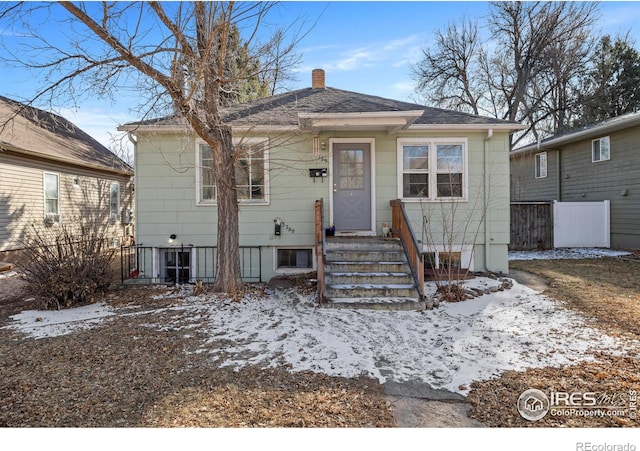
top-left (197, 138), bottom-right (268, 204)
top-left (398, 138), bottom-right (467, 200)
top-left (110, 182), bottom-right (120, 221)
top-left (535, 152), bottom-right (547, 178)
top-left (43, 172), bottom-right (59, 221)
top-left (592, 136), bottom-right (610, 162)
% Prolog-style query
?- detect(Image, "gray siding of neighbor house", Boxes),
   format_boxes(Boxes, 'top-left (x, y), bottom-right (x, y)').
top-left (510, 126), bottom-right (640, 249)
top-left (0, 151), bottom-right (133, 254)
top-left (510, 149), bottom-right (559, 201)
top-left (558, 128), bottom-right (640, 248)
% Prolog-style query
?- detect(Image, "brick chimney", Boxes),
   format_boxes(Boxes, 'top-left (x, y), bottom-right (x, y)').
top-left (312, 69), bottom-right (326, 89)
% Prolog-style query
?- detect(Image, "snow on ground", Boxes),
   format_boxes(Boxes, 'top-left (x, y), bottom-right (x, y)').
top-left (7, 302), bottom-right (117, 339)
top-left (509, 247), bottom-right (632, 260)
top-left (4, 276), bottom-right (637, 395)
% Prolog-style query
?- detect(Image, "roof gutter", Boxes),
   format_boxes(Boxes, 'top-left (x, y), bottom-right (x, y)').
top-left (408, 123), bottom-right (526, 132)
top-left (117, 124), bottom-right (299, 134)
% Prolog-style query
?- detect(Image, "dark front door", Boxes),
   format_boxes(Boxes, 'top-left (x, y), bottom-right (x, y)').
top-left (332, 143), bottom-right (372, 231)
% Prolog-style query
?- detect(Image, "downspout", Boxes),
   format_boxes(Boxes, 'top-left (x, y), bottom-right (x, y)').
top-left (484, 128), bottom-right (500, 274)
top-left (127, 131), bottom-right (138, 146)
top-left (127, 131), bottom-right (138, 245)
top-left (556, 149), bottom-right (561, 201)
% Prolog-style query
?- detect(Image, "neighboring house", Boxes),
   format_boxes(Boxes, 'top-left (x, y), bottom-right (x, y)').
top-left (511, 111), bottom-right (640, 249)
top-left (0, 95), bottom-right (134, 259)
top-left (118, 69), bottom-right (523, 285)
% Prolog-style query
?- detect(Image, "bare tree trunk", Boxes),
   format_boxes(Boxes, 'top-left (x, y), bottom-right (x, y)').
top-left (210, 127), bottom-right (243, 292)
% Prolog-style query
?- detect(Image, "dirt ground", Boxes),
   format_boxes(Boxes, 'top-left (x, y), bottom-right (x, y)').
top-left (1, 255), bottom-right (639, 427)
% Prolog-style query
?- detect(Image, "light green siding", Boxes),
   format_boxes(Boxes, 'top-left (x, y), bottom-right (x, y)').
top-left (134, 129), bottom-right (512, 280)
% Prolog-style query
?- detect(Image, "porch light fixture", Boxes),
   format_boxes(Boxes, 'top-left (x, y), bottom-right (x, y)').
top-left (169, 234), bottom-right (177, 243)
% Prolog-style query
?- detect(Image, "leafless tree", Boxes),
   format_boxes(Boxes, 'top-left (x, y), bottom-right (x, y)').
top-left (414, 1), bottom-right (600, 147)
top-left (413, 19), bottom-right (483, 116)
top-left (0, 1), bottom-right (306, 293)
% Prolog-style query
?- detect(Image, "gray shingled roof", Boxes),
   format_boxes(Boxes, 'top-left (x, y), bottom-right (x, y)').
top-left (0, 95), bottom-right (132, 175)
top-left (122, 87), bottom-right (517, 129)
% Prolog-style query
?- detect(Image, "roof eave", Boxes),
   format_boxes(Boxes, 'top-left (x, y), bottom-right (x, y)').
top-left (408, 123), bottom-right (526, 132)
top-left (298, 110), bottom-right (425, 133)
top-left (118, 124), bottom-right (299, 134)
top-left (512, 113), bottom-right (640, 156)
top-left (1, 144), bottom-right (133, 176)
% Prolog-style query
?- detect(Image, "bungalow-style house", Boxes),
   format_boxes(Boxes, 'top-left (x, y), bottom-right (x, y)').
top-left (511, 111), bottom-right (640, 249)
top-left (0, 95), bottom-right (134, 260)
top-left (118, 69), bottom-right (523, 302)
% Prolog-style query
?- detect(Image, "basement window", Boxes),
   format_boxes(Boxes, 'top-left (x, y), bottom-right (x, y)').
top-left (423, 247), bottom-right (472, 272)
top-left (276, 248), bottom-right (313, 270)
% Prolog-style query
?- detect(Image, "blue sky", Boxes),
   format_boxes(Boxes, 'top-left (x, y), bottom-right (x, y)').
top-left (3, 1), bottom-right (640, 149)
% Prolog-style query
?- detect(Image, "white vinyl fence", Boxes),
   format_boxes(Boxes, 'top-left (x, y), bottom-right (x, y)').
top-left (553, 201), bottom-right (610, 248)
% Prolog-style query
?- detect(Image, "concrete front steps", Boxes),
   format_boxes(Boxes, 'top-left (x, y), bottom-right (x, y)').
top-left (321, 236), bottom-right (425, 311)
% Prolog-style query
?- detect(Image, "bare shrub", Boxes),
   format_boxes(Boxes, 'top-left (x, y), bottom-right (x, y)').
top-left (436, 283), bottom-right (468, 303)
top-left (19, 221), bottom-right (116, 309)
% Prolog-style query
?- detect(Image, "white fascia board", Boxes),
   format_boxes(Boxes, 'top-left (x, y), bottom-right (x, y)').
top-left (117, 124), bottom-right (298, 133)
top-left (298, 110), bottom-right (425, 130)
top-left (407, 123), bottom-right (526, 132)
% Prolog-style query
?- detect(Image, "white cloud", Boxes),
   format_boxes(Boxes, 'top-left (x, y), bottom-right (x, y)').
top-left (312, 33), bottom-right (425, 74)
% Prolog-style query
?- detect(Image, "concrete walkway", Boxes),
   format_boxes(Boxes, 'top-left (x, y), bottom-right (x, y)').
top-left (384, 380), bottom-right (484, 427)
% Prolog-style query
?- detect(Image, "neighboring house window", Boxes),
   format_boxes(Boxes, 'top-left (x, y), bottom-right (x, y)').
top-left (197, 138), bottom-right (268, 204)
top-left (535, 152), bottom-right (547, 178)
top-left (73, 175), bottom-right (81, 187)
top-left (592, 136), bottom-right (610, 162)
top-left (110, 182), bottom-right (120, 221)
top-left (43, 172), bottom-right (59, 220)
top-left (398, 138), bottom-right (467, 200)
top-left (276, 248), bottom-right (313, 270)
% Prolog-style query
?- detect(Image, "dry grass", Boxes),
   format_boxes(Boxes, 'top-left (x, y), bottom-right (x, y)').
top-left (0, 283), bottom-right (394, 428)
top-left (2, 256), bottom-right (639, 428)
top-left (510, 256), bottom-right (640, 339)
top-left (467, 256), bottom-right (640, 427)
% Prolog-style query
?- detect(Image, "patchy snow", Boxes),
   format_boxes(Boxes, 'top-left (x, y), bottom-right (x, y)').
top-left (7, 303), bottom-right (117, 339)
top-left (0, 270), bottom-right (18, 279)
top-left (5, 278), bottom-right (637, 395)
top-left (509, 247), bottom-right (632, 260)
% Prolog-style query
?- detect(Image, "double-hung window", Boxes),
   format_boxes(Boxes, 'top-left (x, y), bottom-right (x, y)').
top-left (43, 172), bottom-right (59, 221)
top-left (592, 136), bottom-right (610, 162)
top-left (110, 182), bottom-right (120, 221)
top-left (398, 138), bottom-right (467, 200)
top-left (198, 138), bottom-right (268, 204)
top-left (535, 152), bottom-right (547, 178)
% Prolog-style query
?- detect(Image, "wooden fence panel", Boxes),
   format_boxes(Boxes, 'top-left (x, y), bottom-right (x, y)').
top-left (510, 202), bottom-right (553, 251)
